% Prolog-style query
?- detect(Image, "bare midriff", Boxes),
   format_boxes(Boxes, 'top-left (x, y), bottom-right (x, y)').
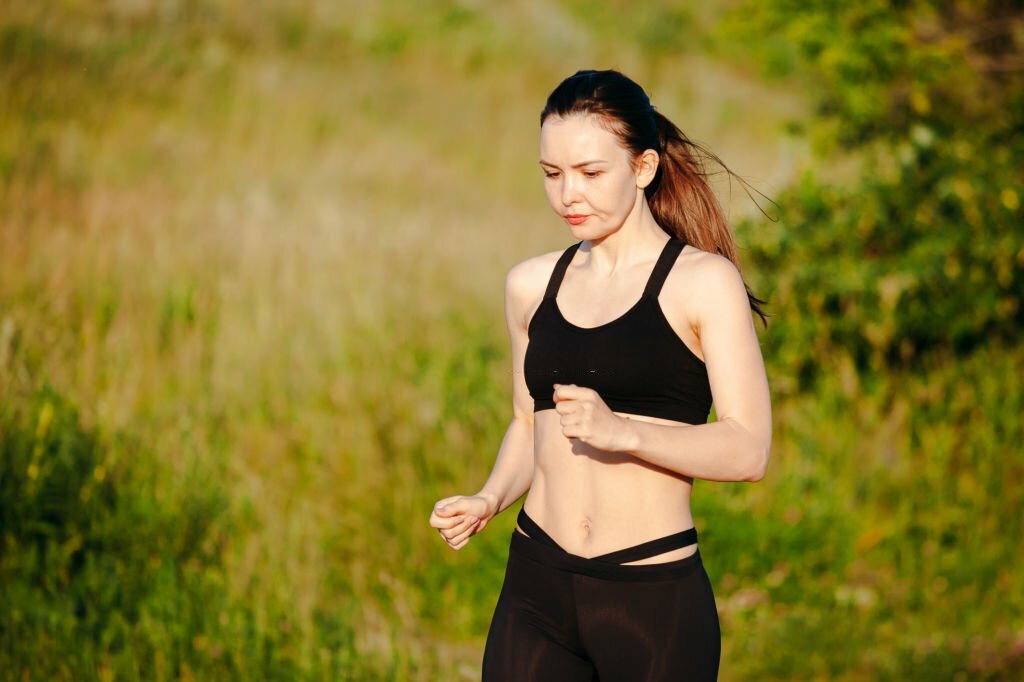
top-left (518, 409), bottom-right (698, 566)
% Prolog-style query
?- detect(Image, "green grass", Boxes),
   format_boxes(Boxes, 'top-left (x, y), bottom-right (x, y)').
top-left (1, 1), bottom-right (1021, 679)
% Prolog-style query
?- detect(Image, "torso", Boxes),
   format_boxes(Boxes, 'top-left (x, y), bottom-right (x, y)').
top-left (519, 238), bottom-right (711, 565)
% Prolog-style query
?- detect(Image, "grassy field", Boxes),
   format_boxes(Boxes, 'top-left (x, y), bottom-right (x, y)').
top-left (2, 1), bottom-right (1022, 680)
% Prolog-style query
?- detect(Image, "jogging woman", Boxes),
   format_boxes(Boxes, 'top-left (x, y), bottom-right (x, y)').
top-left (429, 69), bottom-right (772, 681)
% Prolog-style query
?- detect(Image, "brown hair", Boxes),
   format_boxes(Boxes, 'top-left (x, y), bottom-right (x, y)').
top-left (541, 69), bottom-right (767, 324)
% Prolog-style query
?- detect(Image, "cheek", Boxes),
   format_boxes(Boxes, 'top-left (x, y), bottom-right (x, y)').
top-left (543, 180), bottom-right (560, 208)
top-left (601, 174), bottom-right (637, 213)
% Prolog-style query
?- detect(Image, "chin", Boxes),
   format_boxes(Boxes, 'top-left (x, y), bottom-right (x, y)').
top-left (567, 223), bottom-right (617, 243)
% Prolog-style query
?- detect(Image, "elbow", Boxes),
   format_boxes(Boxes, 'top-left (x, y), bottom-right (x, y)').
top-left (743, 467), bottom-right (766, 483)
top-left (742, 443), bottom-right (771, 483)
top-left (726, 419), bottom-right (771, 482)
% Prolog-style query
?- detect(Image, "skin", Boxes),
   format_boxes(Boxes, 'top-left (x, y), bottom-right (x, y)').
top-left (428, 114), bottom-right (772, 564)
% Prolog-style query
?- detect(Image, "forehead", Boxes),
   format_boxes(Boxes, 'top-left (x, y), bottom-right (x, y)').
top-left (539, 114), bottom-right (629, 164)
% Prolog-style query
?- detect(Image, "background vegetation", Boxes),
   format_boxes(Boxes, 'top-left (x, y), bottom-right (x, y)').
top-left (1, 1), bottom-right (1021, 679)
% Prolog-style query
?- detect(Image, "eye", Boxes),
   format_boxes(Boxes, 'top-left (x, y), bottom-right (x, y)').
top-left (544, 171), bottom-right (560, 179)
top-left (584, 170), bottom-right (602, 178)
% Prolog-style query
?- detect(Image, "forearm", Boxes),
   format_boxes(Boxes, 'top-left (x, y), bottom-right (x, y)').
top-left (620, 416), bottom-right (770, 483)
top-left (477, 415), bottom-right (535, 518)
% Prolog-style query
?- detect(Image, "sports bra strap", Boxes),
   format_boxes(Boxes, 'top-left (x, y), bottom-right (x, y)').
top-left (543, 242), bottom-right (582, 300)
top-left (642, 238), bottom-right (685, 299)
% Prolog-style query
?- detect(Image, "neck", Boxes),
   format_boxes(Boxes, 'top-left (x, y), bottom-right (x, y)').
top-left (583, 195), bottom-right (667, 271)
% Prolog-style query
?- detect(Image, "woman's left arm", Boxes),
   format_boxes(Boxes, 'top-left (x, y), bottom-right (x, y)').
top-left (553, 256), bottom-right (772, 482)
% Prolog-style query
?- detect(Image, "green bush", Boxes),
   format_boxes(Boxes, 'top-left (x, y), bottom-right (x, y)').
top-left (710, 2), bottom-right (1024, 677)
top-left (728, 0), bottom-right (1023, 386)
top-left (0, 385), bottom-right (237, 679)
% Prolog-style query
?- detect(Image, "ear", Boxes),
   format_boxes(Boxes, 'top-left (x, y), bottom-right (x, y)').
top-left (634, 149), bottom-right (659, 190)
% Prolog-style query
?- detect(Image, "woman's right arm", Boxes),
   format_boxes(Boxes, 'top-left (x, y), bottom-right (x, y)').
top-left (430, 258), bottom-right (545, 551)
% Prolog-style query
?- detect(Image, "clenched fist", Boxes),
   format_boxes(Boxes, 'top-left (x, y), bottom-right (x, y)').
top-left (553, 384), bottom-right (637, 452)
top-left (429, 494), bottom-right (493, 550)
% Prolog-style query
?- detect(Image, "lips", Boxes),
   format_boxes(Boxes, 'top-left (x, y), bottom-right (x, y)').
top-left (565, 214), bottom-right (589, 225)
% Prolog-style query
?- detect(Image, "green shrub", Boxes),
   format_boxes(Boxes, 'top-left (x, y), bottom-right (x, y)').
top-left (728, 0), bottom-right (1023, 386)
top-left (0, 385), bottom-right (236, 679)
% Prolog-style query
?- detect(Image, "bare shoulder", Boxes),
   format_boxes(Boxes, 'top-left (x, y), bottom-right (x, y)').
top-left (505, 248), bottom-right (565, 303)
top-left (663, 246), bottom-right (751, 321)
top-left (680, 246), bottom-right (745, 286)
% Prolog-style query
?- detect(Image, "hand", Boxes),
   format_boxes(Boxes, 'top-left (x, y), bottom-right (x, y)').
top-left (429, 494), bottom-right (493, 551)
top-left (553, 383), bottom-right (636, 452)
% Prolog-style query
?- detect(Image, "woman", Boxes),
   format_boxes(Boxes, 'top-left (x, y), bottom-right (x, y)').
top-left (429, 69), bottom-right (772, 681)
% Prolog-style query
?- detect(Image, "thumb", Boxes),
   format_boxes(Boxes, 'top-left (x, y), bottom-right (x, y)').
top-left (435, 498), bottom-right (465, 516)
top-left (553, 383), bottom-right (579, 402)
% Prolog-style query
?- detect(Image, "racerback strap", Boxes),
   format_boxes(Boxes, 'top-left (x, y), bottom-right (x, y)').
top-left (543, 242), bottom-right (583, 300)
top-left (642, 238), bottom-right (685, 299)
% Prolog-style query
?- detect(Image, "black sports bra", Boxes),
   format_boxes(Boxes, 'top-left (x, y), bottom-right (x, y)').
top-left (524, 238), bottom-right (712, 424)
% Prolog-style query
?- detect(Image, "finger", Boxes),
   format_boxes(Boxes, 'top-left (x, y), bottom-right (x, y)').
top-left (433, 496), bottom-right (461, 510)
top-left (430, 514), bottom-right (465, 530)
top-left (450, 520), bottom-right (482, 550)
top-left (438, 515), bottom-right (478, 538)
top-left (561, 421), bottom-right (586, 438)
top-left (447, 519), bottom-right (479, 546)
top-left (436, 516), bottom-right (475, 540)
top-left (434, 497), bottom-right (471, 517)
top-left (431, 503), bottom-right (475, 528)
top-left (552, 383), bottom-right (571, 403)
top-left (554, 399), bottom-right (578, 415)
top-left (560, 412), bottom-right (582, 426)
top-left (553, 384), bottom-right (593, 402)
top-left (433, 504), bottom-right (456, 517)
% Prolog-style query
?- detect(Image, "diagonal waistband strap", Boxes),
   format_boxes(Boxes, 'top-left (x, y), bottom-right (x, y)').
top-left (516, 507), bottom-right (561, 548)
top-left (516, 508), bottom-right (697, 564)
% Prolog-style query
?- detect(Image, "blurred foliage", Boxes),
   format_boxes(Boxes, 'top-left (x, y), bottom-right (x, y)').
top-left (711, 1), bottom-right (1024, 677)
top-left (725, 0), bottom-right (1024, 386)
top-left (695, 340), bottom-right (1024, 679)
top-left (562, 1), bottom-right (699, 57)
top-left (0, 385), bottom-right (241, 678)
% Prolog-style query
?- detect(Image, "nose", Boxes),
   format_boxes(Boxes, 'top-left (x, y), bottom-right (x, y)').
top-left (560, 175), bottom-right (581, 207)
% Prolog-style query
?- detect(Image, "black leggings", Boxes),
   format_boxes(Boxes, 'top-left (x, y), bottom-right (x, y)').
top-left (482, 510), bottom-right (720, 681)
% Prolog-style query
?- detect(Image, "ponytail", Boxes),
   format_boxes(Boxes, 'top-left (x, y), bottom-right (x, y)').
top-left (648, 111), bottom-right (768, 325)
top-left (541, 69), bottom-right (768, 325)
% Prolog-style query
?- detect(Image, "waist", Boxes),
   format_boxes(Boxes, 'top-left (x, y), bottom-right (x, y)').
top-left (520, 475), bottom-right (698, 565)
top-left (518, 508), bottom-right (697, 561)
top-left (510, 509), bottom-right (703, 580)
top-left (526, 409), bottom-right (698, 562)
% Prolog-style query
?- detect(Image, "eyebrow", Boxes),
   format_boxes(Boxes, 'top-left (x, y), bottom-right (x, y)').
top-left (538, 159), bottom-right (607, 168)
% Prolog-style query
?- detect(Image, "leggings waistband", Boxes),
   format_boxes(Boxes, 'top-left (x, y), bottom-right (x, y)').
top-left (511, 508), bottom-right (702, 582)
